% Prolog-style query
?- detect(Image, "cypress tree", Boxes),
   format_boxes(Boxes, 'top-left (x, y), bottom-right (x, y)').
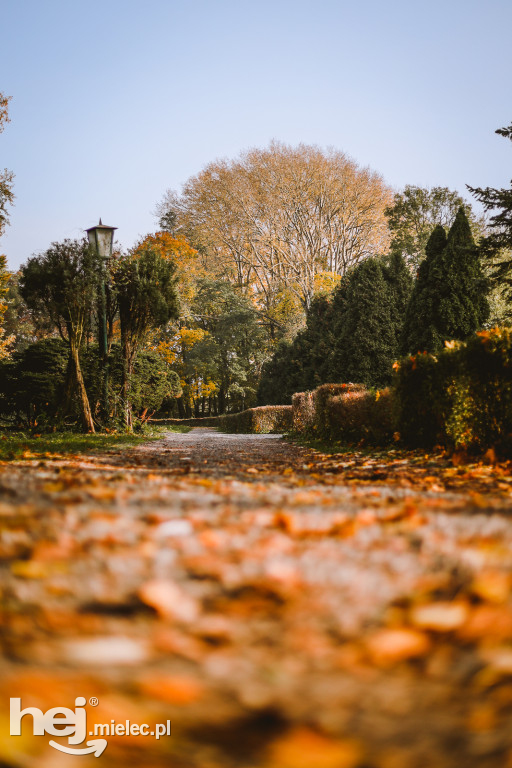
top-left (386, 249), bottom-right (414, 354)
top-left (401, 209), bottom-right (489, 354)
top-left (330, 257), bottom-right (409, 387)
top-left (401, 225), bottom-right (447, 354)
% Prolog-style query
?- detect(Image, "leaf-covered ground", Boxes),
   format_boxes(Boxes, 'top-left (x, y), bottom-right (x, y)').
top-left (1, 428), bottom-right (512, 767)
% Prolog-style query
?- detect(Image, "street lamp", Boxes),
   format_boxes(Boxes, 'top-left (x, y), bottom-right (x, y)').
top-left (86, 219), bottom-right (117, 423)
top-left (86, 218), bottom-right (117, 261)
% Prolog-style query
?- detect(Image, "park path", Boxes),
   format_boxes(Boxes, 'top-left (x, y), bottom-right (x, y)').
top-left (1, 428), bottom-right (512, 767)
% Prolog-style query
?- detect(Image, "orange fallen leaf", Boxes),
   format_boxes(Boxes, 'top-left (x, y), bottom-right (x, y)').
top-left (267, 727), bottom-right (362, 768)
top-left (471, 571), bottom-right (511, 604)
top-left (410, 601), bottom-right (469, 632)
top-left (366, 628), bottom-right (431, 665)
top-left (458, 605), bottom-right (512, 640)
top-left (137, 579), bottom-right (199, 623)
top-left (138, 674), bottom-right (203, 704)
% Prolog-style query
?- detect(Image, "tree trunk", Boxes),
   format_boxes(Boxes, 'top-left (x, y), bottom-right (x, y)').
top-left (70, 341), bottom-right (95, 433)
top-left (121, 335), bottom-right (134, 431)
top-left (177, 397), bottom-right (185, 418)
top-left (60, 353), bottom-right (75, 420)
top-left (218, 387), bottom-right (226, 414)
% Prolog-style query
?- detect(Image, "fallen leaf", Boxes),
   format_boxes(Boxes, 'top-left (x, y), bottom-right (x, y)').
top-left (410, 602), bottom-right (469, 632)
top-left (267, 727), bottom-right (362, 768)
top-left (137, 579), bottom-right (199, 623)
top-left (366, 628), bottom-right (431, 665)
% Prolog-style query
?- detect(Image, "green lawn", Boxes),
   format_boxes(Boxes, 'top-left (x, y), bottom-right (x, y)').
top-left (0, 424), bottom-right (190, 461)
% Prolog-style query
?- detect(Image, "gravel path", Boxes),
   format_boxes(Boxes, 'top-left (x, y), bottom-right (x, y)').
top-left (1, 428), bottom-right (512, 767)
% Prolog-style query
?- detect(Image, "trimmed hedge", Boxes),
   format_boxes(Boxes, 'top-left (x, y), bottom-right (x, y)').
top-left (313, 383), bottom-right (366, 439)
top-left (393, 350), bottom-right (454, 448)
top-left (218, 406), bottom-right (293, 434)
top-left (292, 391), bottom-right (315, 432)
top-left (327, 388), bottom-right (395, 445)
top-left (394, 328), bottom-right (512, 454)
top-left (291, 382), bottom-right (393, 445)
top-left (154, 406), bottom-right (293, 434)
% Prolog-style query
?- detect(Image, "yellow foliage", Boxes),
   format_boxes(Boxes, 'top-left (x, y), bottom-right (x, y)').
top-left (313, 271), bottom-right (341, 296)
top-left (133, 233), bottom-right (206, 309)
top-left (156, 327), bottom-right (208, 366)
top-left (155, 327), bottom-right (217, 406)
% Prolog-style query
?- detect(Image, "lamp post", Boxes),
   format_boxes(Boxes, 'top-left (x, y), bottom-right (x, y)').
top-left (86, 219), bottom-right (117, 423)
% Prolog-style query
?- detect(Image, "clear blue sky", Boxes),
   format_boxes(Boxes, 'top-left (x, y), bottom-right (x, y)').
top-left (1, 0), bottom-right (511, 269)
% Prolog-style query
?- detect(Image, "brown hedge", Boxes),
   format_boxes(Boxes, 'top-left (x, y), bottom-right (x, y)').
top-left (154, 407), bottom-right (293, 434)
top-left (292, 391), bottom-right (315, 432)
top-left (327, 388), bottom-right (395, 445)
top-left (312, 383), bottom-right (367, 438)
top-left (218, 406), bottom-right (293, 434)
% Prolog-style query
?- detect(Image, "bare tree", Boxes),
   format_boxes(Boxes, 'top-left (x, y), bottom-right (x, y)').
top-left (0, 93), bottom-right (14, 240)
top-left (158, 142), bottom-right (392, 313)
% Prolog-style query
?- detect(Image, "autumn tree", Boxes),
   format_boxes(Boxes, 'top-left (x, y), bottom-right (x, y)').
top-left (114, 240), bottom-right (179, 429)
top-left (0, 255), bottom-right (14, 359)
top-left (0, 94), bottom-right (14, 358)
top-left (19, 240), bottom-right (100, 432)
top-left (385, 185), bottom-right (484, 271)
top-left (186, 280), bottom-right (265, 414)
top-left (157, 142), bottom-right (392, 332)
top-left (0, 93), bottom-right (14, 240)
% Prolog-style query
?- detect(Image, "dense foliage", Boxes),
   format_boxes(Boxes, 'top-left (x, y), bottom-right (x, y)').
top-left (114, 240), bottom-right (179, 428)
top-left (468, 123), bottom-right (512, 305)
top-left (395, 328), bottom-right (512, 455)
top-left (19, 239), bottom-right (101, 431)
top-left (3, 131), bottom-right (510, 434)
top-left (0, 339), bottom-right (180, 428)
top-left (258, 252), bottom-right (412, 402)
top-left (401, 208), bottom-right (489, 354)
top-left (385, 185), bottom-right (484, 270)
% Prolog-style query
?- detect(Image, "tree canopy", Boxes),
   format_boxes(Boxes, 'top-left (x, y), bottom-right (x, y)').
top-left (258, 251), bottom-right (412, 402)
top-left (468, 122), bottom-right (512, 306)
top-left (114, 238), bottom-right (179, 428)
top-left (157, 142), bottom-right (392, 333)
top-left (385, 185), bottom-right (484, 271)
top-left (0, 92), bottom-right (14, 241)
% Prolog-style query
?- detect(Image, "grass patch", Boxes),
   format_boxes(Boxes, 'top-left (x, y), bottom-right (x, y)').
top-left (0, 424), bottom-right (190, 461)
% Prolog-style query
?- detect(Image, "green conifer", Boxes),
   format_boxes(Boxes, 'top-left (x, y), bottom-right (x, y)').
top-left (402, 209), bottom-right (489, 353)
top-left (401, 225), bottom-right (447, 353)
top-left (330, 256), bottom-right (410, 387)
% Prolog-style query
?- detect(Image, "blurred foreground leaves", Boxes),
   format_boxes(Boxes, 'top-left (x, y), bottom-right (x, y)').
top-left (1, 428), bottom-right (512, 766)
